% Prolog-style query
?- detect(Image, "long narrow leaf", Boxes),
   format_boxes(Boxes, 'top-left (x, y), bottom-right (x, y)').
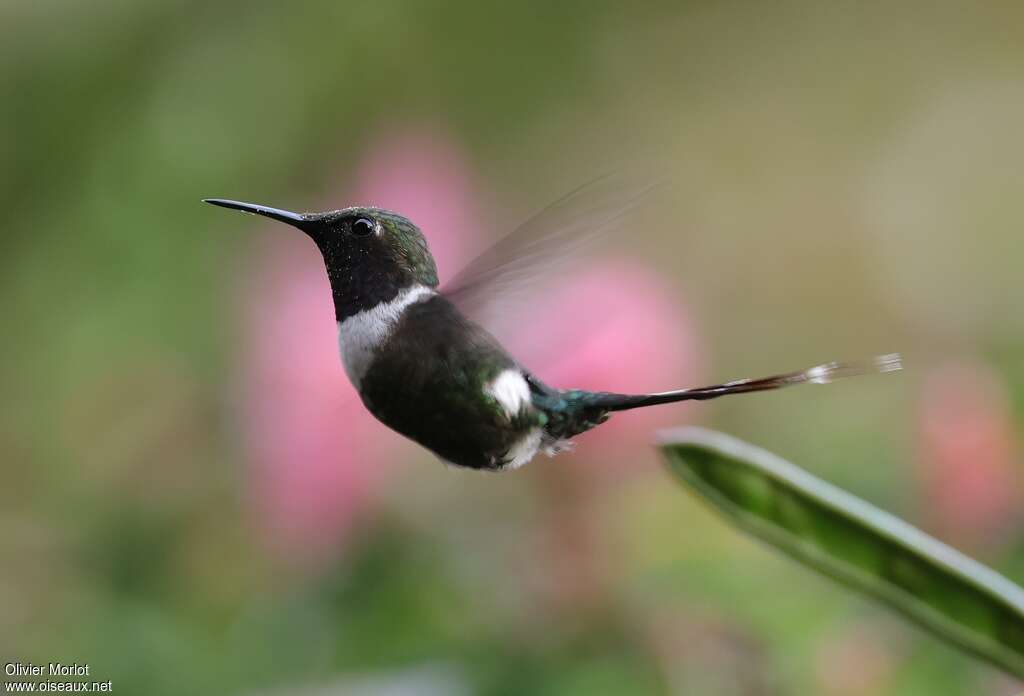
top-left (659, 427), bottom-right (1024, 679)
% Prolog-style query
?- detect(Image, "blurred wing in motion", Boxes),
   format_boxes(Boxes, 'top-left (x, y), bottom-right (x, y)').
top-left (440, 173), bottom-right (668, 329)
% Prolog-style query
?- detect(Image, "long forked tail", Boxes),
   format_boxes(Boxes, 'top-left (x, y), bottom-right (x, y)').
top-left (582, 353), bottom-right (903, 413)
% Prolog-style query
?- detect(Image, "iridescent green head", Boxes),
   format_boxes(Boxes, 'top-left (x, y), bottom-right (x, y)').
top-left (204, 199), bottom-right (438, 320)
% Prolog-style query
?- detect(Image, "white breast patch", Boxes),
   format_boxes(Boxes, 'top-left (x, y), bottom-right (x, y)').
top-left (337, 284), bottom-right (435, 387)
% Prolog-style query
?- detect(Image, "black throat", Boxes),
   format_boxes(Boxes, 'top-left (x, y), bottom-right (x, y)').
top-left (324, 264), bottom-right (409, 322)
top-left (310, 208), bottom-right (440, 322)
top-left (316, 236), bottom-right (432, 322)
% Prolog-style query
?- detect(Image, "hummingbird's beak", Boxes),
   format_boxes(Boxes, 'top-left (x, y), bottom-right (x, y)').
top-left (203, 198), bottom-right (312, 231)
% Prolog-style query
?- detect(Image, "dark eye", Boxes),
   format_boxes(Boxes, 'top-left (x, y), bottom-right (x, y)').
top-left (351, 217), bottom-right (376, 237)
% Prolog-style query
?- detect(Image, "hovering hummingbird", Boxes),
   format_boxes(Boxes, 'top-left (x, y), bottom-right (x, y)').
top-left (205, 180), bottom-right (900, 471)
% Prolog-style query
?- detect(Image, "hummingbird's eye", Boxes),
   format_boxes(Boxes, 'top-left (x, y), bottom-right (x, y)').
top-left (351, 217), bottom-right (376, 237)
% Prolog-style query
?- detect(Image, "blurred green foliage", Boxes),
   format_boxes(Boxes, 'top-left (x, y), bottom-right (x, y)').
top-left (3, 1), bottom-right (1024, 694)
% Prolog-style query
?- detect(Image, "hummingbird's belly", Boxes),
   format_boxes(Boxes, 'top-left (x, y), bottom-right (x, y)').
top-left (345, 292), bottom-right (547, 470)
top-left (361, 364), bottom-right (543, 470)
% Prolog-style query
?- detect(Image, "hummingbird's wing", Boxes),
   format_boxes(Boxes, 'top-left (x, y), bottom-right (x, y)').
top-left (440, 173), bottom-right (667, 330)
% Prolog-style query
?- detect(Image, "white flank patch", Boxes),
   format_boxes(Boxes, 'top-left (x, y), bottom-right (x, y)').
top-left (337, 284), bottom-right (435, 387)
top-left (485, 369), bottom-right (541, 469)
top-left (485, 369), bottom-right (531, 418)
top-left (504, 427), bottom-right (543, 469)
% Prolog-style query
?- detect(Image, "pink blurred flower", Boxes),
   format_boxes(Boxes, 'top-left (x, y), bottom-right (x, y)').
top-left (917, 360), bottom-right (1021, 551)
top-left (512, 259), bottom-right (702, 618)
top-left (346, 129), bottom-right (481, 277)
top-left (238, 125), bottom-right (703, 570)
top-left (240, 246), bottom-right (392, 567)
top-left (505, 259), bottom-right (702, 464)
top-left (239, 128), bottom-right (479, 566)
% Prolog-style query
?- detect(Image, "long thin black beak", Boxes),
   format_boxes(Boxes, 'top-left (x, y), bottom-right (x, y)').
top-left (203, 198), bottom-right (311, 231)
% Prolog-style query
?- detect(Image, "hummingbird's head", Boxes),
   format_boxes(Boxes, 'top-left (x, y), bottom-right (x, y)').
top-left (204, 199), bottom-right (438, 320)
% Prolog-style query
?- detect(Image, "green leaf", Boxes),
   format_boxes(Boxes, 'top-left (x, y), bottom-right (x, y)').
top-left (659, 427), bottom-right (1024, 679)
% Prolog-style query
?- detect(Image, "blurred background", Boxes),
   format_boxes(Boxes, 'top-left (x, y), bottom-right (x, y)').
top-left (2, 1), bottom-right (1024, 694)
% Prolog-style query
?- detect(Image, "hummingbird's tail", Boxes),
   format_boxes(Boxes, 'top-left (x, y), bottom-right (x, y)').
top-left (534, 354), bottom-right (901, 445)
top-left (573, 353), bottom-right (903, 413)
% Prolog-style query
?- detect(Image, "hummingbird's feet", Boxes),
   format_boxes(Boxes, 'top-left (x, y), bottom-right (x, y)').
top-left (543, 439), bottom-right (575, 457)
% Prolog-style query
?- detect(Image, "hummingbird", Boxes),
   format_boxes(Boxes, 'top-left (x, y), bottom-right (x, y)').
top-left (205, 180), bottom-right (900, 471)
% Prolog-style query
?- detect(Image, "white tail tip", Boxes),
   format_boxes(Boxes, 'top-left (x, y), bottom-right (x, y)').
top-left (803, 353), bottom-right (903, 385)
top-left (873, 353), bottom-right (903, 373)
